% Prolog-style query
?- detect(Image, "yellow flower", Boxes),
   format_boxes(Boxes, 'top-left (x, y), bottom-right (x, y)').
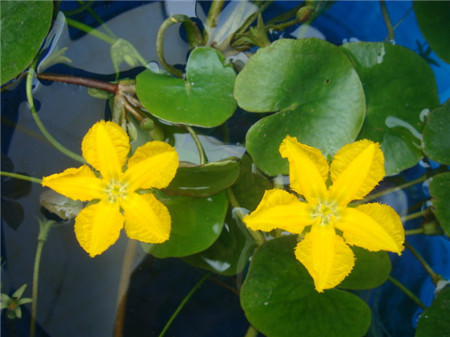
top-left (42, 121), bottom-right (179, 257)
top-left (244, 136), bottom-right (405, 292)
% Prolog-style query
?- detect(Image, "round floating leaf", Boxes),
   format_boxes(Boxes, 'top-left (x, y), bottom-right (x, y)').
top-left (413, 2), bottom-right (450, 63)
top-left (136, 47), bottom-right (237, 127)
top-left (235, 38), bottom-right (365, 175)
top-left (1, 1), bottom-right (53, 85)
top-left (342, 42), bottom-right (440, 176)
top-left (338, 247), bottom-right (391, 290)
top-left (429, 172), bottom-right (450, 236)
top-left (240, 236), bottom-right (371, 337)
top-left (183, 209), bottom-right (256, 276)
top-left (423, 101), bottom-right (450, 165)
top-left (164, 158), bottom-right (240, 197)
top-left (416, 287), bottom-right (450, 337)
top-left (231, 154), bottom-right (272, 211)
top-left (143, 191), bottom-right (228, 258)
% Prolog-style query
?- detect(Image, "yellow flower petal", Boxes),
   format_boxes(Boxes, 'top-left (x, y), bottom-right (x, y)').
top-left (243, 189), bottom-right (312, 234)
top-left (121, 193), bottom-right (170, 243)
top-left (81, 121), bottom-right (130, 179)
top-left (74, 200), bottom-right (124, 257)
top-left (329, 140), bottom-right (385, 205)
top-left (336, 203), bottom-right (404, 254)
top-left (124, 141), bottom-right (179, 190)
top-left (42, 165), bottom-right (104, 201)
top-left (279, 136), bottom-right (328, 202)
top-left (295, 225), bottom-right (355, 292)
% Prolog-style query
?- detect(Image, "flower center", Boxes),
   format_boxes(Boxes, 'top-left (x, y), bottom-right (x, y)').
top-left (104, 179), bottom-right (129, 203)
top-left (311, 200), bottom-right (338, 226)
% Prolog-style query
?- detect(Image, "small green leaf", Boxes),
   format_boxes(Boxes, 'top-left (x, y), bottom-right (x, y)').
top-left (342, 42), bottom-right (440, 175)
top-left (241, 236), bottom-right (371, 337)
top-left (231, 154), bottom-right (272, 211)
top-left (423, 100), bottom-right (450, 165)
top-left (429, 172), bottom-right (450, 236)
top-left (1, 1), bottom-right (53, 85)
top-left (183, 209), bottom-right (256, 276)
top-left (164, 158), bottom-right (240, 197)
top-left (136, 47), bottom-right (237, 127)
top-left (415, 287), bottom-right (450, 337)
top-left (235, 38), bottom-right (365, 175)
top-left (413, 2), bottom-right (450, 63)
top-left (143, 191), bottom-right (228, 258)
top-left (338, 247), bottom-right (391, 290)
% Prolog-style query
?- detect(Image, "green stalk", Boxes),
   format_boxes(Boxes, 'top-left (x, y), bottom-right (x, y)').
top-left (158, 273), bottom-right (210, 337)
top-left (156, 16), bottom-right (185, 78)
top-left (404, 228), bottom-right (425, 236)
top-left (27, 62), bottom-right (86, 164)
top-left (401, 210), bottom-right (425, 223)
top-left (387, 275), bottom-right (427, 310)
top-left (357, 175), bottom-right (428, 205)
top-left (0, 171), bottom-right (42, 184)
top-left (185, 126), bottom-right (207, 165)
top-left (205, 0), bottom-right (225, 29)
top-left (405, 241), bottom-right (444, 285)
top-left (66, 17), bottom-right (117, 45)
top-left (30, 219), bottom-right (55, 337)
top-left (380, 0), bottom-right (395, 42)
top-left (77, 0), bottom-right (117, 39)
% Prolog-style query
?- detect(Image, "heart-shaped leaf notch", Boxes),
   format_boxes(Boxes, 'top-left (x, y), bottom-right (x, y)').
top-left (234, 38), bottom-right (366, 176)
top-left (136, 47), bottom-right (237, 127)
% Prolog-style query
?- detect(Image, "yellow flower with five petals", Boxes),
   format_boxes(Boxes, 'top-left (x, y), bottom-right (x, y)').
top-left (244, 136), bottom-right (405, 292)
top-left (42, 121), bottom-right (179, 257)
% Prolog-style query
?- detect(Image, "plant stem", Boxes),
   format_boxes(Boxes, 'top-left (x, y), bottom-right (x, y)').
top-left (380, 0), bottom-right (395, 42)
top-left (0, 171), bottom-right (42, 184)
top-left (205, 0), bottom-right (225, 29)
top-left (27, 63), bottom-right (86, 164)
top-left (358, 175), bottom-right (428, 205)
top-left (158, 273), bottom-right (210, 337)
top-left (401, 210), bottom-right (425, 223)
top-left (113, 239), bottom-right (138, 337)
top-left (387, 275), bottom-right (427, 310)
top-left (244, 325), bottom-right (259, 337)
top-left (156, 16), bottom-right (185, 78)
top-left (405, 241), bottom-right (443, 285)
top-left (30, 219), bottom-right (54, 337)
top-left (66, 17), bottom-right (117, 45)
top-left (185, 126), bottom-right (207, 165)
top-left (77, 0), bottom-right (117, 39)
top-left (226, 188), bottom-right (265, 246)
top-left (37, 73), bottom-right (118, 94)
top-left (404, 228), bottom-right (425, 236)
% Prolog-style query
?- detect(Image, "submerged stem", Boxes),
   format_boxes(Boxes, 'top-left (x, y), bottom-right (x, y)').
top-left (27, 63), bottom-right (86, 164)
top-left (387, 275), bottom-right (427, 310)
top-left (66, 17), bottom-right (117, 45)
top-left (37, 73), bottom-right (118, 94)
top-left (113, 239), bottom-right (138, 337)
top-left (244, 325), bottom-right (259, 337)
top-left (404, 228), bottom-right (425, 236)
top-left (0, 171), bottom-right (42, 184)
top-left (405, 241), bottom-right (444, 285)
top-left (158, 273), bottom-right (210, 337)
top-left (401, 210), bottom-right (425, 223)
top-left (380, 0), bottom-right (395, 42)
top-left (185, 126), bottom-right (207, 165)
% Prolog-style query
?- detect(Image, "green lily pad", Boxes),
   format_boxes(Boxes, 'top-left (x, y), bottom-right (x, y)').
top-left (231, 154), bottom-right (272, 211)
top-left (235, 38), bottom-right (365, 175)
top-left (1, 1), bottom-right (53, 85)
top-left (413, 2), bottom-right (450, 63)
top-left (338, 247), bottom-right (391, 290)
top-left (136, 47), bottom-right (237, 127)
top-left (423, 101), bottom-right (450, 165)
top-left (164, 158), bottom-right (240, 197)
top-left (342, 42), bottom-right (440, 175)
top-left (416, 287), bottom-right (450, 337)
top-left (429, 172), bottom-right (450, 236)
top-left (143, 191), bottom-right (228, 258)
top-left (240, 236), bottom-right (371, 337)
top-left (183, 209), bottom-right (256, 276)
